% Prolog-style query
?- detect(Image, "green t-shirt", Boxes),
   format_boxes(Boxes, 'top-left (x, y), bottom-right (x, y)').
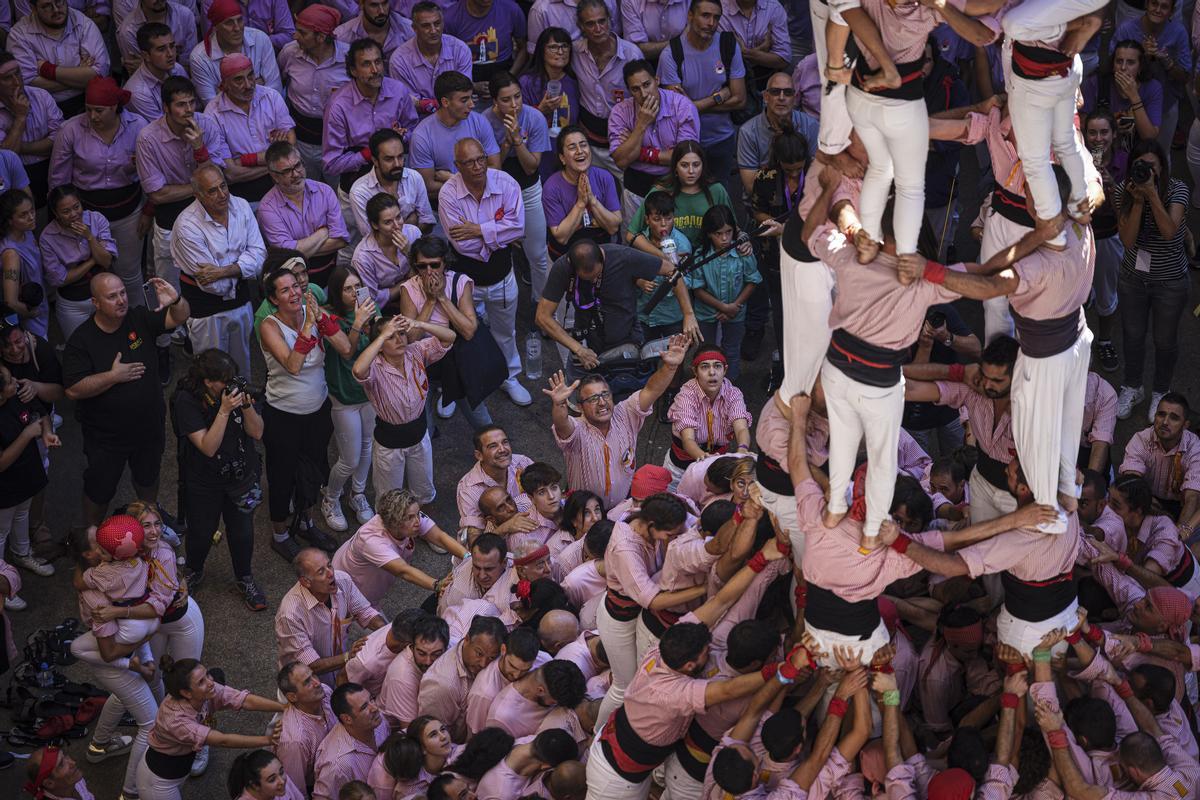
top-left (628, 183), bottom-right (733, 248)
top-left (323, 314), bottom-right (370, 406)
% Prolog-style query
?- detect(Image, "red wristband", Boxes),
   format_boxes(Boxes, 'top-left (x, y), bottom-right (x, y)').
top-left (193, 146), bottom-right (210, 164)
top-left (316, 313), bottom-right (340, 338)
top-left (1083, 625), bottom-right (1104, 645)
top-left (777, 538), bottom-right (792, 558)
top-left (1066, 630), bottom-right (1082, 645)
top-left (827, 697), bottom-right (849, 718)
top-left (778, 661), bottom-right (800, 682)
top-left (732, 506), bottom-right (744, 525)
top-left (747, 551), bottom-right (768, 574)
top-left (1116, 680), bottom-right (1134, 699)
top-left (761, 662), bottom-right (778, 682)
top-left (239, 152), bottom-right (259, 167)
top-left (793, 583), bottom-right (807, 610)
top-left (1046, 730), bottom-right (1069, 749)
top-left (890, 533), bottom-right (913, 555)
top-left (141, 201), bottom-right (156, 218)
top-left (360, 147), bottom-right (373, 163)
top-left (1005, 662), bottom-right (1027, 676)
top-left (871, 663), bottom-right (895, 674)
top-left (293, 334), bottom-right (318, 354)
top-left (923, 260), bottom-right (947, 285)
top-left (1001, 692), bottom-right (1020, 709)
top-left (1116, 554), bottom-right (1133, 572)
top-left (639, 146), bottom-right (654, 163)
top-left (1137, 632), bottom-right (1152, 653)
top-left (947, 363), bottom-right (966, 382)
top-left (786, 644), bottom-right (812, 669)
top-left (38, 61), bottom-right (57, 81)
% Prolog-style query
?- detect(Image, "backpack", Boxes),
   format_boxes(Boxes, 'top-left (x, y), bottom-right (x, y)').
top-left (668, 31), bottom-right (761, 125)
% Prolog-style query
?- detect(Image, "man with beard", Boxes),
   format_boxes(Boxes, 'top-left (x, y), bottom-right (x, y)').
top-left (903, 335), bottom-right (1020, 526)
top-left (275, 661), bottom-right (338, 792)
top-left (348, 128), bottom-right (434, 239)
top-left (334, 0), bottom-right (413, 68)
top-left (1120, 393), bottom-right (1200, 532)
top-left (377, 613), bottom-right (450, 730)
top-left (124, 23), bottom-right (187, 122)
top-left (188, 0), bottom-right (282, 106)
top-left (456, 425), bottom-right (534, 540)
top-left (438, 533), bottom-right (511, 614)
top-left (417, 614), bottom-right (506, 742)
top-left (115, 0), bottom-right (197, 73)
top-left (8, 0), bottom-right (109, 116)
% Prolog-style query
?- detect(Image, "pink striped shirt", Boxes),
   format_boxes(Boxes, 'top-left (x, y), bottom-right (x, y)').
top-left (147, 684), bottom-right (250, 755)
top-left (676, 453), bottom-right (737, 510)
top-left (916, 639), bottom-right (966, 734)
top-left (82, 558), bottom-right (146, 604)
top-left (622, 644), bottom-right (711, 746)
top-left (858, 0), bottom-right (964, 69)
top-left (438, 557), bottom-right (513, 615)
top-left (935, 380), bottom-right (1014, 465)
top-left (657, 528), bottom-right (718, 593)
top-left (963, 108), bottom-right (1023, 200)
top-left (667, 378), bottom-right (752, 450)
top-left (456, 454), bottom-right (534, 531)
top-left (755, 397), bottom-right (830, 471)
top-left (332, 512), bottom-right (436, 604)
top-left (556, 634), bottom-right (603, 681)
top-left (603, 520), bottom-right (664, 607)
top-left (956, 514), bottom-right (1081, 583)
top-left (465, 657), bottom-right (516, 737)
top-left (377, 647), bottom-right (424, 729)
top-left (312, 720), bottom-right (390, 800)
top-left (555, 395), bottom-right (653, 508)
top-left (476, 737), bottom-right (539, 800)
top-left (1009, 222), bottom-right (1095, 322)
top-left (417, 640), bottom-right (475, 742)
top-left (274, 571), bottom-right (382, 683)
top-left (1089, 504), bottom-right (1128, 556)
top-left (275, 684), bottom-right (336, 792)
top-left (553, 536), bottom-right (588, 579)
top-left (711, 559), bottom-right (789, 652)
top-left (484, 682), bottom-right (567, 739)
top-left (445, 597), bottom-right (507, 642)
top-left (367, 742), bottom-right (464, 800)
top-left (1129, 515), bottom-right (1188, 578)
top-left (358, 336), bottom-right (451, 424)
top-left (1119, 428), bottom-right (1200, 503)
top-left (1082, 373), bottom-right (1118, 445)
top-left (561, 560), bottom-right (606, 609)
top-left (344, 623), bottom-right (401, 696)
top-left (1029, 680), bottom-right (1124, 789)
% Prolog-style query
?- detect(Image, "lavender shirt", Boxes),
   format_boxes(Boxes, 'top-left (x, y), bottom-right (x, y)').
top-left (203, 85), bottom-right (295, 159)
top-left (437, 169), bottom-right (525, 262)
top-left (656, 32), bottom-right (746, 145)
top-left (277, 40), bottom-right (352, 120)
top-left (39, 211), bottom-right (117, 292)
top-left (572, 36), bottom-right (644, 118)
top-left (542, 167), bottom-right (620, 227)
top-left (8, 9), bottom-right (110, 102)
top-left (257, 180), bottom-right (350, 251)
top-left (3, 231), bottom-right (47, 336)
top-left (188, 27), bottom-right (284, 106)
top-left (350, 223), bottom-right (424, 306)
top-left (134, 113), bottom-right (232, 194)
top-left (718, 0), bottom-right (791, 64)
top-left (123, 63), bottom-right (189, 123)
top-left (198, 0), bottom-right (296, 50)
top-left (333, 12), bottom-right (415, 69)
top-left (443, 0), bottom-right (527, 66)
top-left (622, 0), bottom-right (688, 45)
top-left (527, 0), bottom-right (622, 53)
top-left (322, 78), bottom-right (418, 175)
top-left (482, 104), bottom-right (551, 176)
top-left (0, 150), bottom-right (29, 194)
top-left (408, 111), bottom-right (500, 172)
top-left (116, 3), bottom-right (198, 69)
top-left (49, 111), bottom-right (147, 191)
top-left (608, 87), bottom-right (701, 177)
top-left (389, 35), bottom-right (474, 104)
top-left (0, 87), bottom-right (63, 166)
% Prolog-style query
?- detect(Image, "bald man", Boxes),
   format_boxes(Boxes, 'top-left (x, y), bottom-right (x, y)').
top-left (538, 610), bottom-right (582, 656)
top-left (548, 759), bottom-right (587, 800)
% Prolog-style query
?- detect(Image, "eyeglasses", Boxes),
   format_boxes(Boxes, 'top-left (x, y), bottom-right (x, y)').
top-left (412, 260), bottom-right (443, 271)
top-left (764, 87), bottom-right (796, 97)
top-left (270, 162), bottom-right (304, 176)
top-left (545, 43), bottom-right (570, 53)
top-left (580, 390), bottom-right (611, 406)
top-left (455, 155), bottom-right (488, 168)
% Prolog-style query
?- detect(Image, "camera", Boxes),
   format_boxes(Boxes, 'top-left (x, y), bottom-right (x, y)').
top-left (926, 310), bottom-right (947, 329)
top-left (1131, 159), bottom-right (1154, 184)
top-left (224, 375), bottom-right (249, 396)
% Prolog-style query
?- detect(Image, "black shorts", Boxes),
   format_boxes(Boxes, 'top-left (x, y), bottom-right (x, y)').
top-left (83, 429), bottom-right (165, 505)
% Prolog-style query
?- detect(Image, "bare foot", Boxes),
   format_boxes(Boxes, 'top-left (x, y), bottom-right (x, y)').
top-left (1058, 491), bottom-right (1078, 514)
top-left (854, 229), bottom-right (880, 264)
top-left (1069, 199), bottom-right (1093, 226)
top-left (862, 65), bottom-right (901, 92)
top-left (823, 509), bottom-right (847, 528)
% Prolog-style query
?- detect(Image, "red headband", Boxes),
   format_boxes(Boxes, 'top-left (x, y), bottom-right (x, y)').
top-left (514, 544), bottom-right (549, 567)
top-left (24, 746), bottom-right (58, 799)
top-left (691, 349), bottom-right (727, 368)
top-left (207, 0), bottom-right (242, 26)
top-left (295, 3), bottom-right (340, 35)
top-left (219, 53), bottom-right (252, 81)
top-left (929, 768), bottom-right (976, 800)
top-left (85, 76), bottom-right (130, 108)
top-left (941, 621), bottom-right (984, 646)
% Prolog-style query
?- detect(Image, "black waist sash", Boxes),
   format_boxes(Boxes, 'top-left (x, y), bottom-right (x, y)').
top-left (1001, 569), bottom-right (1076, 622)
top-left (154, 197), bottom-right (193, 230)
top-left (623, 167), bottom-right (659, 198)
top-left (825, 328), bottom-right (907, 388)
top-left (1009, 306), bottom-right (1083, 358)
top-left (161, 595), bottom-right (189, 624)
top-left (579, 106), bottom-right (610, 146)
top-left (974, 448), bottom-right (1011, 492)
top-left (286, 96), bottom-right (324, 145)
top-left (639, 604), bottom-right (683, 639)
top-left (338, 161), bottom-right (371, 193)
top-left (674, 717), bottom-right (722, 781)
top-left (78, 183), bottom-right (143, 222)
top-left (781, 206), bottom-right (815, 263)
top-left (755, 452), bottom-right (793, 496)
top-left (58, 263), bottom-right (104, 301)
top-left (1012, 41), bottom-right (1072, 81)
top-left (454, 245), bottom-right (514, 287)
top-left (805, 583), bottom-right (880, 637)
top-left (229, 173), bottom-right (274, 203)
top-left (179, 273), bottom-right (250, 318)
top-left (1167, 551), bottom-right (1197, 589)
top-left (374, 413), bottom-right (428, 449)
top-left (599, 706), bottom-right (676, 783)
top-left (604, 588), bottom-right (641, 622)
top-left (145, 747), bottom-right (196, 779)
top-left (502, 154), bottom-right (539, 189)
top-left (991, 185), bottom-right (1035, 228)
top-left (668, 435), bottom-right (728, 469)
top-left (851, 56), bottom-right (926, 101)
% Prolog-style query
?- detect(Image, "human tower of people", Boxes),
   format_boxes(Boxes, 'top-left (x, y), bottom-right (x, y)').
top-left (2, 0), bottom-right (1200, 797)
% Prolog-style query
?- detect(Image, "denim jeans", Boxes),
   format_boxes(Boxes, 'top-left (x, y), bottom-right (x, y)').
top-left (1118, 270), bottom-right (1190, 392)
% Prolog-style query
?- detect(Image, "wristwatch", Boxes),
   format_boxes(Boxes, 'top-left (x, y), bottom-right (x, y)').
top-left (712, 90), bottom-right (723, 105)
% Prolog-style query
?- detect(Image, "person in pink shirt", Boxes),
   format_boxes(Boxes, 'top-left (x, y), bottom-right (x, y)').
top-left (312, 682), bottom-right (390, 800)
top-left (1080, 372), bottom-right (1117, 473)
top-left (1078, 469), bottom-right (1127, 553)
top-left (513, 462), bottom-right (576, 564)
top-left (1120, 392), bottom-right (1200, 533)
top-left (1105, 476), bottom-right (1200, 599)
top-left (543, 333), bottom-right (689, 508)
top-left (81, 514), bottom-right (158, 664)
top-left (438, 533), bottom-right (511, 614)
top-left (345, 608), bottom-right (423, 696)
top-left (332, 488), bottom-right (465, 604)
top-left (23, 746), bottom-right (95, 800)
top-left (477, 729), bottom-right (579, 800)
top-left (455, 425), bottom-right (534, 541)
top-left (663, 348), bottom-right (753, 487)
top-left (275, 661), bottom-right (337, 794)
top-left (417, 614), bottom-right (506, 742)
top-left (367, 715), bottom-right (464, 799)
top-left (536, 610), bottom-right (581, 656)
top-left (228, 749), bottom-right (307, 800)
top-left (549, 488), bottom-right (605, 575)
top-left (464, 626), bottom-right (543, 736)
top-left (484, 658), bottom-right (588, 739)
top-left (377, 614), bottom-right (450, 730)
top-left (136, 658), bottom-right (284, 800)
top-left (560, 520), bottom-right (611, 612)
top-left (914, 605), bottom-right (985, 737)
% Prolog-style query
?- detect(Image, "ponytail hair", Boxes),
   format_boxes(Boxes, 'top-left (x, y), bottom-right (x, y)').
top-left (163, 657), bottom-right (203, 699)
top-left (226, 749), bottom-right (278, 798)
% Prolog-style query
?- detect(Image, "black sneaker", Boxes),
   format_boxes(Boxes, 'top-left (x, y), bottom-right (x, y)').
top-left (179, 565), bottom-right (204, 591)
top-left (270, 535), bottom-right (304, 562)
top-left (234, 576), bottom-right (268, 612)
top-left (295, 517), bottom-right (339, 553)
top-left (741, 328), bottom-right (765, 362)
top-left (1095, 341), bottom-right (1119, 373)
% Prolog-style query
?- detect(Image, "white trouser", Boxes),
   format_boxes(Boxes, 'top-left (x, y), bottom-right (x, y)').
top-left (585, 736), bottom-right (651, 800)
top-left (998, 598), bottom-right (1078, 657)
top-left (110, 207), bottom-right (146, 307)
top-left (56, 296), bottom-right (94, 341)
top-left (805, 618), bottom-right (890, 668)
top-left (372, 430), bottom-right (435, 504)
top-left (69, 631), bottom-right (152, 669)
top-left (759, 485), bottom-right (804, 564)
top-left (1001, 0), bottom-right (1111, 44)
top-left (151, 223), bottom-right (177, 348)
top-left (76, 632), bottom-right (158, 796)
top-left (663, 455), bottom-right (686, 493)
top-left (846, 89), bottom-right (928, 254)
top-left (115, 618), bottom-right (160, 646)
top-left (968, 466), bottom-right (1017, 524)
top-left (186, 303), bottom-right (254, 379)
top-left (0, 497), bottom-right (32, 560)
top-left (474, 271), bottom-right (521, 381)
top-left (596, 600), bottom-right (638, 730)
top-left (661, 753), bottom-right (703, 800)
top-left (1010, 329), bottom-right (1091, 526)
top-left (778, 254), bottom-right (834, 400)
top-left (136, 751), bottom-right (187, 800)
top-left (634, 612), bottom-right (661, 665)
top-left (328, 398), bottom-right (375, 501)
top-left (521, 182), bottom-right (551, 303)
top-left (148, 599), bottom-right (205, 702)
top-left (810, 0), bottom-right (853, 155)
top-left (1158, 101), bottom-right (1180, 157)
top-left (979, 208), bottom-right (1026, 342)
top-left (820, 360), bottom-right (904, 539)
top-left (1004, 59), bottom-right (1087, 224)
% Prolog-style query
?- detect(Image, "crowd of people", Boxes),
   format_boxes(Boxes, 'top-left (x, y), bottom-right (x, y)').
top-left (4, 0), bottom-right (1200, 798)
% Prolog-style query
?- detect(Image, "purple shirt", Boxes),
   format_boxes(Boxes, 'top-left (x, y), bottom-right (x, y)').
top-left (39, 211), bottom-right (117, 290)
top-left (123, 63), bottom-right (188, 123)
top-left (3, 231), bottom-right (47, 336)
top-left (334, 13), bottom-right (415, 70)
top-left (0, 150), bottom-right (29, 194)
top-left (389, 35), bottom-right (474, 104)
top-left (608, 87), bottom-right (701, 176)
top-left (542, 167), bottom-right (619, 228)
top-left (116, 3), bottom-right (198, 70)
top-left (622, 0), bottom-right (688, 45)
top-left (0, 87), bottom-right (63, 166)
top-left (257, 180), bottom-right (350, 251)
top-left (437, 168), bottom-right (524, 261)
top-left (443, 0), bottom-right (527, 66)
top-left (49, 111), bottom-right (147, 191)
top-left (482, 104), bottom-right (551, 169)
top-left (656, 31), bottom-right (747, 145)
top-left (188, 27), bottom-right (284, 106)
top-left (134, 112), bottom-right (232, 194)
top-left (198, 0), bottom-right (296, 50)
top-left (527, 0), bottom-right (622, 53)
top-left (203, 85), bottom-right (295, 159)
top-left (322, 77), bottom-right (418, 175)
top-left (718, 0), bottom-right (791, 63)
top-left (519, 72), bottom-right (580, 131)
top-left (408, 110), bottom-right (500, 172)
top-left (572, 36), bottom-right (644, 118)
top-left (8, 9), bottom-right (110, 103)
top-left (278, 40), bottom-right (352, 121)
top-left (350, 223), bottom-right (424, 306)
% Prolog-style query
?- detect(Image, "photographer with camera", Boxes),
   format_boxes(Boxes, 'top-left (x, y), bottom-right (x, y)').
top-left (171, 349), bottom-right (268, 612)
top-left (1115, 138), bottom-right (1190, 422)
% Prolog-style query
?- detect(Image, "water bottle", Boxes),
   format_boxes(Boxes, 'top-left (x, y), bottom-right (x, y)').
top-left (581, 207), bottom-right (592, 227)
top-left (37, 662), bottom-right (53, 688)
top-left (478, 38), bottom-right (488, 63)
top-left (546, 79), bottom-right (562, 135)
top-left (524, 332), bottom-right (542, 381)
top-left (660, 237), bottom-right (678, 265)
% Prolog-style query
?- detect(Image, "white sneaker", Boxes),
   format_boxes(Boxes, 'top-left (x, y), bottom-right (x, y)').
top-left (348, 493), bottom-right (374, 524)
top-left (1116, 385), bottom-right (1144, 420)
top-left (436, 394), bottom-right (457, 419)
top-left (1147, 391), bottom-right (1165, 424)
top-left (6, 595), bottom-right (26, 611)
top-left (190, 745), bottom-right (210, 777)
top-left (502, 378), bottom-right (532, 406)
top-left (320, 495), bottom-right (348, 532)
top-left (12, 553), bottom-right (54, 576)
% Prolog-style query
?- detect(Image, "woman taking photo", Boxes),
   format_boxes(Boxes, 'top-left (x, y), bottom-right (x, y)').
top-left (352, 193), bottom-right (424, 313)
top-left (171, 349), bottom-right (267, 610)
top-left (367, 716), bottom-right (464, 800)
top-left (626, 140), bottom-right (733, 247)
top-left (258, 267), bottom-right (352, 561)
top-left (319, 266), bottom-right (379, 534)
top-left (136, 658), bottom-right (284, 800)
top-left (542, 125), bottom-right (622, 260)
top-left (39, 185), bottom-right (117, 340)
top-left (228, 749), bottom-right (305, 800)
top-left (0, 189), bottom-right (47, 337)
top-left (47, 76), bottom-right (147, 307)
top-left (1115, 138), bottom-right (1189, 422)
